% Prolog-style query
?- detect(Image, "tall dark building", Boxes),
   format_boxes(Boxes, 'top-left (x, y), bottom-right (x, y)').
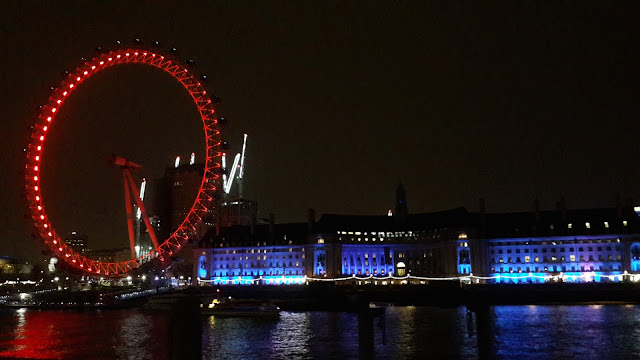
top-left (152, 162), bottom-right (212, 241)
top-left (394, 182), bottom-right (408, 225)
top-left (64, 232), bottom-right (88, 254)
top-left (218, 198), bottom-right (258, 228)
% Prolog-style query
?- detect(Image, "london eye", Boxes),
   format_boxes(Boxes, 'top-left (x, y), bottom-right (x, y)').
top-left (25, 45), bottom-right (222, 276)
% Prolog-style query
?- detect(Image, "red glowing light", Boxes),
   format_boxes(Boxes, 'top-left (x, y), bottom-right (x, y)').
top-left (27, 46), bottom-right (220, 276)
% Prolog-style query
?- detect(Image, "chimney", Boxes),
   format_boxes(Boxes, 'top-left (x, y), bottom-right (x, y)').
top-left (559, 196), bottom-right (567, 223)
top-left (269, 213), bottom-right (275, 240)
top-left (533, 198), bottom-right (540, 235)
top-left (479, 198), bottom-right (486, 238)
top-left (307, 208), bottom-right (316, 231)
top-left (625, 197), bottom-right (634, 215)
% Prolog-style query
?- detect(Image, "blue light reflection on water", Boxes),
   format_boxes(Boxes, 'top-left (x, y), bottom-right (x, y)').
top-left (493, 305), bottom-right (640, 360)
top-left (2, 305), bottom-right (640, 359)
top-left (203, 307), bottom-right (478, 360)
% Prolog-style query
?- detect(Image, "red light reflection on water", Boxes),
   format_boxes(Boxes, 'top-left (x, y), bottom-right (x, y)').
top-left (0, 308), bottom-right (170, 359)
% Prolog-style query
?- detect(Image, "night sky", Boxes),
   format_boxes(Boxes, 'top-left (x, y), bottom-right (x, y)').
top-left (1, 2), bottom-right (638, 256)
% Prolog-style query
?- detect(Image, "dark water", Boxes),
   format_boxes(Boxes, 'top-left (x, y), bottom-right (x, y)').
top-left (1, 305), bottom-right (640, 359)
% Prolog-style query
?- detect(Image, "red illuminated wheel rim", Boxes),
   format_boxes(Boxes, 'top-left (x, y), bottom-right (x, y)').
top-left (25, 48), bottom-right (222, 276)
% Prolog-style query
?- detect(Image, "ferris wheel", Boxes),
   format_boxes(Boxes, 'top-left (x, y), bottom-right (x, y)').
top-left (24, 44), bottom-right (222, 276)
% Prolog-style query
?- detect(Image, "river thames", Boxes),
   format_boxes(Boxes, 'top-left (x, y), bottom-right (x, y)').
top-left (1, 305), bottom-right (639, 359)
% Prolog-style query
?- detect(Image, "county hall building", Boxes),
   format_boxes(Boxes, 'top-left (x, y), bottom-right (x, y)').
top-left (194, 186), bottom-right (640, 285)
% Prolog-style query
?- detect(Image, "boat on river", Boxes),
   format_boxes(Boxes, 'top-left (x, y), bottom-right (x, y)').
top-left (201, 297), bottom-right (281, 317)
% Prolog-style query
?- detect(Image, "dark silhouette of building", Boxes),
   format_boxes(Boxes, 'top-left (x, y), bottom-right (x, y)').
top-left (193, 188), bottom-right (640, 285)
top-left (64, 232), bottom-right (87, 254)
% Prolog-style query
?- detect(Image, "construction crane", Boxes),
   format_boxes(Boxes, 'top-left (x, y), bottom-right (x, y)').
top-left (222, 134), bottom-right (248, 196)
top-left (135, 178), bottom-right (146, 256)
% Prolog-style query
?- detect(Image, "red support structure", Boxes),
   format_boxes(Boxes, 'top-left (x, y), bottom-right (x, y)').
top-left (122, 168), bottom-right (137, 260)
top-left (123, 169), bottom-right (160, 249)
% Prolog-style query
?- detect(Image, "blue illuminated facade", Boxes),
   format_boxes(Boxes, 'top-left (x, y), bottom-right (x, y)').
top-left (194, 202), bottom-right (640, 285)
top-left (486, 235), bottom-right (627, 283)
